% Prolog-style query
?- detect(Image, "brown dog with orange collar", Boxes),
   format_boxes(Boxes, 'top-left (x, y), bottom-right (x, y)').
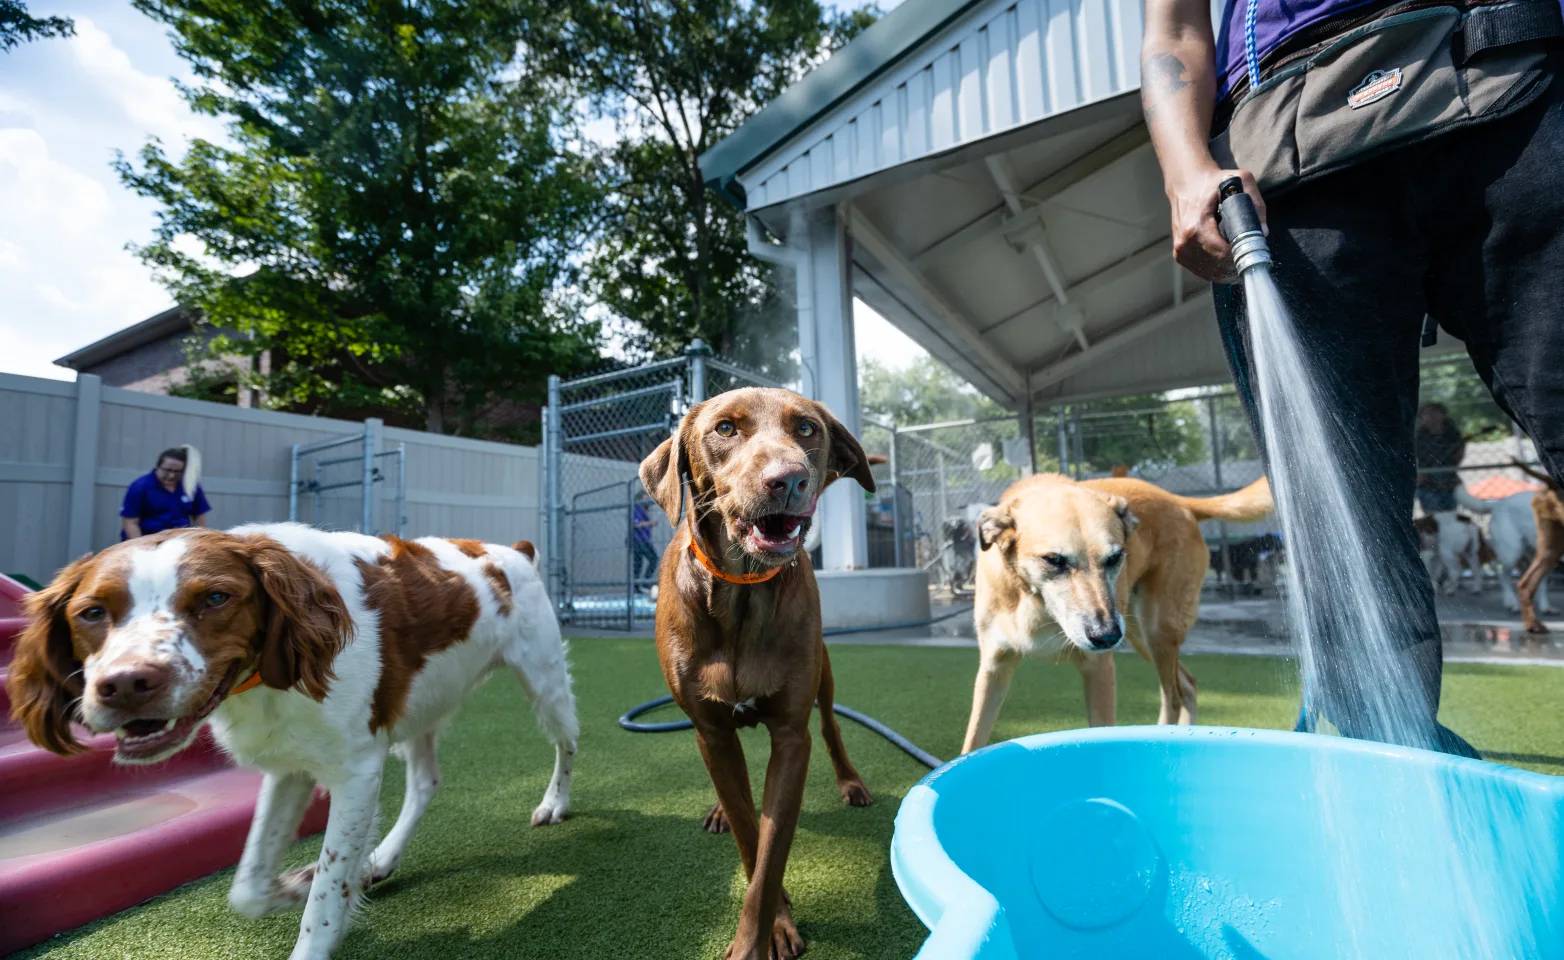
top-left (638, 388), bottom-right (876, 960)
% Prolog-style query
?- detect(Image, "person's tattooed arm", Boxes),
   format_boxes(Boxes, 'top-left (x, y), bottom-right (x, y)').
top-left (1141, 0), bottom-right (1265, 283)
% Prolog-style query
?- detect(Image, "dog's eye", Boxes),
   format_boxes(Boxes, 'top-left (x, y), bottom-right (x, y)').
top-left (1041, 554), bottom-right (1070, 571)
top-left (715, 421), bottom-right (736, 438)
top-left (205, 592), bottom-right (230, 608)
top-left (797, 420), bottom-right (816, 437)
top-left (78, 606), bottom-right (107, 624)
top-left (1103, 550), bottom-right (1124, 569)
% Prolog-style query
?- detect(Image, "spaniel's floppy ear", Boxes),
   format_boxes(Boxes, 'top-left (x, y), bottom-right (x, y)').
top-left (978, 506), bottom-right (1016, 553)
top-left (246, 537), bottom-right (353, 701)
top-left (8, 555), bottom-right (95, 755)
top-left (815, 404), bottom-right (877, 494)
top-left (639, 405), bottom-right (700, 526)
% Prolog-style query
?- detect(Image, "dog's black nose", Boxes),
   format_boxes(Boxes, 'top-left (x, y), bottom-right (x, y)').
top-left (761, 463), bottom-right (810, 501)
top-left (1085, 622), bottom-right (1123, 650)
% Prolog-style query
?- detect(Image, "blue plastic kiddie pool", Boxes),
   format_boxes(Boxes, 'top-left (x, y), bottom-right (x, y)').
top-left (892, 726), bottom-right (1564, 959)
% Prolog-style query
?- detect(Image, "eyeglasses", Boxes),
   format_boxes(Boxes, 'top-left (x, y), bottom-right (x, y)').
top-left (156, 466), bottom-right (185, 477)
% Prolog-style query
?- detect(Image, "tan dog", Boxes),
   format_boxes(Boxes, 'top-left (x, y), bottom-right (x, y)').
top-left (639, 388), bottom-right (875, 960)
top-left (961, 473), bottom-right (1273, 754)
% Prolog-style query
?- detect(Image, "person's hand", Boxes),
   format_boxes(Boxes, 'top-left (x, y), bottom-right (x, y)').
top-left (1167, 166), bottom-right (1266, 284)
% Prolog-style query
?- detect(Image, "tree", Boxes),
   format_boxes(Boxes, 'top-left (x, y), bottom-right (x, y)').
top-left (119, 1), bottom-right (602, 438)
top-left (1, 1), bottom-right (72, 51)
top-left (533, 0), bottom-right (876, 380)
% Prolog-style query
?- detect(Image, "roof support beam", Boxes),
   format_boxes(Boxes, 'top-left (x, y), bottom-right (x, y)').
top-left (910, 125), bottom-right (1150, 269)
top-left (1029, 290), bottom-right (1213, 397)
top-left (844, 204), bottom-right (1027, 401)
top-left (978, 239), bottom-right (1171, 338)
top-left (984, 155), bottom-right (1085, 351)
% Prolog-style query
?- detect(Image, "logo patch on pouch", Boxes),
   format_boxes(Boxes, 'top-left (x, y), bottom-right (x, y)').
top-left (1348, 68), bottom-right (1403, 108)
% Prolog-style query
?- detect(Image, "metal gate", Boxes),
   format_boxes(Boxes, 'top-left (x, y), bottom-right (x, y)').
top-left (542, 340), bottom-right (781, 629)
top-left (288, 418), bottom-right (407, 535)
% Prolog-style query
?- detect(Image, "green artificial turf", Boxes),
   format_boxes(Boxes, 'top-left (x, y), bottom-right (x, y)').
top-left (21, 642), bottom-right (1564, 959)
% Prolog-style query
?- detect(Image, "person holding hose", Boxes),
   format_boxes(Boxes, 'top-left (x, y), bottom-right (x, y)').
top-left (1141, 0), bottom-right (1563, 757)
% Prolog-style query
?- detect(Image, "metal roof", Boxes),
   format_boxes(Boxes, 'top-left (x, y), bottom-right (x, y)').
top-left (698, 0), bottom-right (989, 206)
top-left (706, 0), bottom-right (1461, 410)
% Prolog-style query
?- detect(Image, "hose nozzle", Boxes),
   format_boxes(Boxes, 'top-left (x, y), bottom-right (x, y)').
top-left (1216, 176), bottom-right (1272, 276)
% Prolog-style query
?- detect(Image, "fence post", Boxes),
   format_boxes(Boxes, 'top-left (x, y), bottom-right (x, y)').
top-left (288, 442), bottom-right (301, 523)
top-left (1070, 407), bottom-right (1084, 478)
top-left (362, 417), bottom-right (383, 533)
top-left (686, 338), bottom-right (711, 404)
top-left (66, 373), bottom-right (102, 559)
top-left (545, 375), bottom-right (564, 607)
top-left (1207, 395), bottom-right (1231, 586)
top-left (888, 425), bottom-right (903, 567)
top-left (1055, 405), bottom-right (1070, 477)
top-left (395, 442), bottom-right (407, 537)
top-left (1020, 393), bottom-right (1039, 475)
top-left (937, 450), bottom-right (950, 535)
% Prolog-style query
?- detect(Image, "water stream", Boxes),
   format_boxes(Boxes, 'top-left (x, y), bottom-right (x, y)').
top-left (1241, 264), bottom-right (1555, 956)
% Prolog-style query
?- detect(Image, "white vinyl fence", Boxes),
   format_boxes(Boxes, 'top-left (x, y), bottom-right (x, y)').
top-left (0, 373), bottom-right (540, 583)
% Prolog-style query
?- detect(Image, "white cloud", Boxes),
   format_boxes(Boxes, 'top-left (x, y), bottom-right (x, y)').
top-left (68, 17), bottom-right (223, 148)
top-left (0, 128), bottom-right (173, 378)
top-left (0, 8), bottom-right (211, 381)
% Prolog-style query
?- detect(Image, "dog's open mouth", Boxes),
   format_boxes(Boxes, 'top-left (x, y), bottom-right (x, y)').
top-left (112, 662), bottom-right (241, 763)
top-left (739, 513), bottom-right (812, 555)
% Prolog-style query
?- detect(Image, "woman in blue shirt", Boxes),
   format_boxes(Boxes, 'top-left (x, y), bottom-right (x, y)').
top-left (121, 446), bottom-right (211, 540)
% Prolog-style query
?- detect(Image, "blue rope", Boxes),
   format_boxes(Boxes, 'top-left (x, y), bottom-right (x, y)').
top-left (1244, 0), bottom-right (1263, 92)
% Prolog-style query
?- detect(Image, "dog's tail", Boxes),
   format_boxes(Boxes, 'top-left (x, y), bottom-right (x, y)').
top-left (1177, 477), bottom-right (1274, 523)
top-left (1453, 486), bottom-right (1493, 513)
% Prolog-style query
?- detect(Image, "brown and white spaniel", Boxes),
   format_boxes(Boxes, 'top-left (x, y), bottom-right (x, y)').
top-left (6, 523), bottom-right (578, 960)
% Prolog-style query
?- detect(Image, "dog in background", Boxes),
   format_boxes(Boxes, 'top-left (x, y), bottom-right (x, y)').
top-left (1210, 533), bottom-right (1284, 593)
top-left (1414, 511), bottom-right (1489, 595)
top-left (1455, 485), bottom-right (1555, 614)
top-left (639, 388), bottom-right (875, 960)
top-left (962, 473), bottom-right (1273, 755)
top-left (7, 526), bottom-right (576, 959)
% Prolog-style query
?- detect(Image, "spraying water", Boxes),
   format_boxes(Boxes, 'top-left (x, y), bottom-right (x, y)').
top-left (1217, 178), bottom-right (1558, 956)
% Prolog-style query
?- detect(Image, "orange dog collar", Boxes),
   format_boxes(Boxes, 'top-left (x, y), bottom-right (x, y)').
top-left (230, 670), bottom-right (264, 696)
top-left (687, 539), bottom-right (784, 585)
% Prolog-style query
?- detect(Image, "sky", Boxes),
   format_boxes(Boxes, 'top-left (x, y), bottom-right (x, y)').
top-left (0, 1), bottom-right (928, 383)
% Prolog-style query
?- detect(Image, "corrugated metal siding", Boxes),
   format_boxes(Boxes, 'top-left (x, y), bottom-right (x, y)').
top-left (742, 0), bottom-right (1142, 209)
top-left (0, 373), bottom-right (544, 582)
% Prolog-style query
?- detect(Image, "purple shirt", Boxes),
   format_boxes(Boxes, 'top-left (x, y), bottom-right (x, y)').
top-left (1215, 0), bottom-right (1564, 101)
top-left (1214, 0), bottom-right (1387, 100)
top-left (121, 472), bottom-right (211, 539)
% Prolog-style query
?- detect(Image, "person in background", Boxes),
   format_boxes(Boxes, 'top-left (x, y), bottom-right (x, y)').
top-left (630, 493), bottom-right (659, 591)
top-left (121, 446), bottom-right (210, 540)
top-left (1414, 404), bottom-right (1466, 514)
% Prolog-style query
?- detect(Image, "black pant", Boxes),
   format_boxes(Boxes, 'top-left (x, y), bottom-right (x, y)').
top-left (632, 540), bottom-right (659, 584)
top-left (1215, 64), bottom-right (1564, 758)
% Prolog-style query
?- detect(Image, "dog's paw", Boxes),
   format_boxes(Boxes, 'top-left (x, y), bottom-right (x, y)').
top-left (531, 797), bottom-right (568, 827)
top-left (702, 802), bottom-right (731, 834)
top-left (839, 778), bottom-right (873, 807)
top-left (723, 916), bottom-right (805, 960)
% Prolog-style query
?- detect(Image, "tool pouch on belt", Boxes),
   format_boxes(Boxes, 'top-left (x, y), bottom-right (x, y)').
top-left (1211, 0), bottom-right (1563, 196)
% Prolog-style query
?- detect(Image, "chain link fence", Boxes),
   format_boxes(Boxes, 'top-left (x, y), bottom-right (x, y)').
top-left (541, 341), bottom-right (784, 629)
top-left (540, 345), bottom-right (1548, 621)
